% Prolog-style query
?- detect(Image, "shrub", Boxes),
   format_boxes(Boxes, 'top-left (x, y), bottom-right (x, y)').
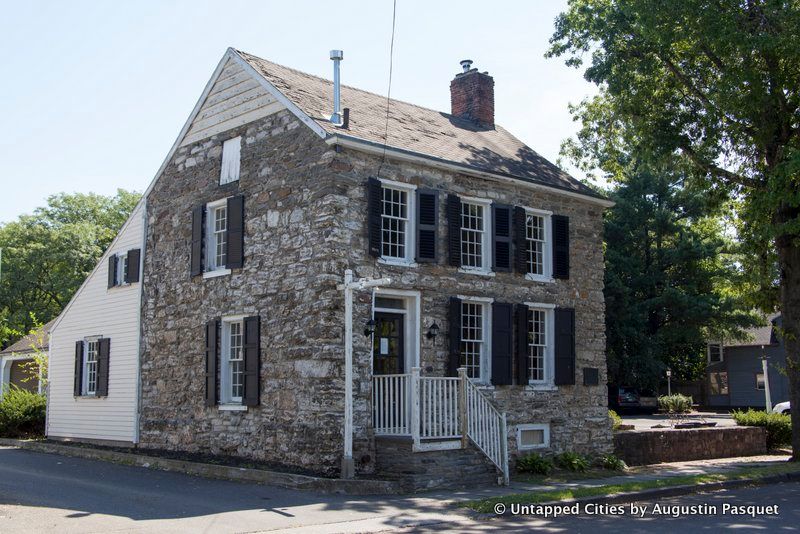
top-left (0, 387), bottom-right (46, 438)
top-left (731, 409), bottom-right (792, 449)
top-left (554, 451), bottom-right (589, 472)
top-left (609, 409), bottom-right (622, 431)
top-left (595, 453), bottom-right (627, 471)
top-left (517, 452), bottom-right (554, 475)
top-left (658, 394), bottom-right (693, 414)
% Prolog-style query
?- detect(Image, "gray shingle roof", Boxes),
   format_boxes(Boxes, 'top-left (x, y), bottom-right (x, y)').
top-left (725, 313), bottom-right (781, 347)
top-left (236, 50), bottom-right (603, 199)
top-left (1, 319), bottom-right (54, 355)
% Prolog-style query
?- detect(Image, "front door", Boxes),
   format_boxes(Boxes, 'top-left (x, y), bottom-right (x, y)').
top-left (373, 312), bottom-right (405, 375)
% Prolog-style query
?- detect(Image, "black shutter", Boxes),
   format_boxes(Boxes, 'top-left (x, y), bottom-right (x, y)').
top-left (447, 297), bottom-right (462, 376)
top-left (97, 338), bottom-right (110, 397)
top-left (447, 194), bottom-right (462, 267)
top-left (491, 302), bottom-right (513, 385)
top-left (552, 215), bottom-right (570, 279)
top-left (367, 177), bottom-right (382, 257)
top-left (515, 304), bottom-right (530, 385)
top-left (226, 195), bottom-right (245, 269)
top-left (243, 315), bottom-right (261, 407)
top-left (74, 341), bottom-right (84, 396)
top-left (492, 204), bottom-right (512, 272)
top-left (205, 320), bottom-right (219, 406)
top-left (125, 248), bottom-right (141, 284)
top-left (513, 207), bottom-right (527, 274)
top-left (191, 205), bottom-right (205, 277)
top-left (416, 189), bottom-right (438, 263)
top-left (107, 255), bottom-right (117, 288)
top-left (554, 308), bottom-right (576, 385)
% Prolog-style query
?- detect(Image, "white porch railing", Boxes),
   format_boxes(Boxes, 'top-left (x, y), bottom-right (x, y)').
top-left (372, 374), bottom-right (409, 435)
top-left (372, 367), bottom-right (509, 485)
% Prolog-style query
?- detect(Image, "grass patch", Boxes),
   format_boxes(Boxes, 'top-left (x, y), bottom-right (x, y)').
top-left (461, 463), bottom-right (800, 513)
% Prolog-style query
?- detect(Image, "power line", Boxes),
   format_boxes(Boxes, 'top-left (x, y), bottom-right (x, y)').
top-left (376, 0), bottom-right (397, 178)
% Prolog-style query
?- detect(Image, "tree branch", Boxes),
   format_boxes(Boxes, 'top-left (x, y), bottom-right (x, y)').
top-left (678, 142), bottom-right (762, 189)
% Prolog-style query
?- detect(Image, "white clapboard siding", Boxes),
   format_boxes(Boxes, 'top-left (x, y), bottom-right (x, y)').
top-left (47, 203), bottom-right (144, 444)
top-left (181, 58), bottom-right (284, 147)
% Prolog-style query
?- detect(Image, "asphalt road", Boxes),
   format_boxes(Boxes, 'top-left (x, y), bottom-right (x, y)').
top-left (0, 446), bottom-right (797, 533)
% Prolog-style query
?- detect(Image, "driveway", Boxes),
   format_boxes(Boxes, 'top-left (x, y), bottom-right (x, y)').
top-left (621, 412), bottom-right (736, 430)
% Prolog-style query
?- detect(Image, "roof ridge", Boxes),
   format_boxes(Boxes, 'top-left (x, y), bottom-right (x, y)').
top-left (235, 49), bottom-right (473, 125)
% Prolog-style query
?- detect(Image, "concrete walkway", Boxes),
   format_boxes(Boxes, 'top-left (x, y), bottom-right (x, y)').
top-left (621, 411), bottom-right (736, 430)
top-left (0, 445), bottom-right (793, 533)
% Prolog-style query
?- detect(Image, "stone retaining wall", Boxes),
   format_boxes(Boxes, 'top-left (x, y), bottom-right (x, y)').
top-left (614, 426), bottom-right (767, 466)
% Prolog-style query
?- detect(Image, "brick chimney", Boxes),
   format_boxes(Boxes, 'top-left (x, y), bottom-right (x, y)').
top-left (450, 59), bottom-right (494, 127)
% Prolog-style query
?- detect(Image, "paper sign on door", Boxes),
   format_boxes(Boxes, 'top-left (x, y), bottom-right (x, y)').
top-left (380, 338), bottom-right (389, 355)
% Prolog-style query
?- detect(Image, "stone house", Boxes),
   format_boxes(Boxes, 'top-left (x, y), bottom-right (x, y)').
top-left (48, 48), bottom-right (613, 488)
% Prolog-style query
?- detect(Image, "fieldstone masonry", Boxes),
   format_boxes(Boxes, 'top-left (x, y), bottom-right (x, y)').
top-left (140, 108), bottom-right (612, 479)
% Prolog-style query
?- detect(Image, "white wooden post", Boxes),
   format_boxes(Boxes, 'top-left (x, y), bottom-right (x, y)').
top-left (500, 412), bottom-right (510, 485)
top-left (762, 354), bottom-right (773, 413)
top-left (458, 367), bottom-right (468, 449)
top-left (342, 269), bottom-right (355, 478)
top-left (411, 367), bottom-right (421, 451)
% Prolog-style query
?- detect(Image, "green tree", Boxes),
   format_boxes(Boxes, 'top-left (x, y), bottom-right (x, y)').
top-left (548, 0), bottom-right (800, 457)
top-left (0, 190), bottom-right (140, 346)
top-left (605, 163), bottom-right (757, 390)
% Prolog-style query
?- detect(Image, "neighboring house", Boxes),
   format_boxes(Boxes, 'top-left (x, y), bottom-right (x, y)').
top-left (48, 48), bottom-right (614, 487)
top-left (0, 319), bottom-right (53, 396)
top-left (47, 203), bottom-right (144, 446)
top-left (707, 313), bottom-right (788, 409)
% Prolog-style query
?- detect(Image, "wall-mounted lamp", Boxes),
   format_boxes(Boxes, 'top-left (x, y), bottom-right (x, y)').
top-left (363, 319), bottom-right (376, 337)
top-left (426, 322), bottom-right (440, 343)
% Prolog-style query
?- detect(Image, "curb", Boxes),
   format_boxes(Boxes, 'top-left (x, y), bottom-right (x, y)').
top-left (0, 438), bottom-right (401, 495)
top-left (476, 471), bottom-right (800, 519)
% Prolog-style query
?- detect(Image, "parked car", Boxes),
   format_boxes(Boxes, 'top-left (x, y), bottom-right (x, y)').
top-left (638, 389), bottom-right (659, 414)
top-left (608, 386), bottom-right (654, 413)
top-left (773, 401), bottom-right (791, 414)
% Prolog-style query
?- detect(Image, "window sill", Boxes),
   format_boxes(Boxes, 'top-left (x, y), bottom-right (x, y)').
top-left (378, 258), bottom-right (418, 268)
top-left (526, 383), bottom-right (558, 392)
top-left (458, 268), bottom-right (495, 277)
top-left (218, 404), bottom-right (247, 412)
top-left (525, 274), bottom-right (555, 283)
top-left (75, 395), bottom-right (102, 400)
top-left (203, 268), bottom-right (232, 279)
top-left (518, 445), bottom-right (550, 451)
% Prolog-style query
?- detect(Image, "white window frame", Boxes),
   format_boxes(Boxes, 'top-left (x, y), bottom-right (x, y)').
top-left (220, 316), bottom-right (245, 407)
top-left (115, 252), bottom-right (129, 286)
top-left (458, 196), bottom-right (493, 276)
top-left (220, 136), bottom-right (241, 185)
top-left (708, 343), bottom-right (723, 364)
top-left (516, 423), bottom-right (550, 450)
top-left (523, 207), bottom-right (553, 282)
top-left (377, 178), bottom-right (417, 267)
top-left (458, 296), bottom-right (493, 384)
top-left (523, 303), bottom-right (556, 389)
top-left (204, 198), bottom-right (231, 278)
top-left (756, 372), bottom-right (765, 391)
top-left (82, 336), bottom-right (101, 397)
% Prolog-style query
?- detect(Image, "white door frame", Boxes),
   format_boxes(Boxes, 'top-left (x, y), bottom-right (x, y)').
top-left (371, 288), bottom-right (421, 375)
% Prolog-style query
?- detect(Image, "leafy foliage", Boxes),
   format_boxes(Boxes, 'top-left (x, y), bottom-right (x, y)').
top-left (604, 165), bottom-right (758, 388)
top-left (658, 394), bottom-right (694, 414)
top-left (554, 451), bottom-right (590, 472)
top-left (732, 408), bottom-right (792, 449)
top-left (0, 387), bottom-right (46, 438)
top-left (595, 453), bottom-right (627, 471)
top-left (0, 190), bottom-right (140, 347)
top-left (609, 409), bottom-right (623, 431)
top-left (517, 452), bottom-right (555, 475)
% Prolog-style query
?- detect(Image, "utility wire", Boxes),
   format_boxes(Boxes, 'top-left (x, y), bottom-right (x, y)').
top-left (376, 0), bottom-right (397, 178)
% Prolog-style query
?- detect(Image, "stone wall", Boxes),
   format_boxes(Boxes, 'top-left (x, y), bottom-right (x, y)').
top-left (614, 427), bottom-right (767, 465)
top-left (139, 109), bottom-right (613, 478)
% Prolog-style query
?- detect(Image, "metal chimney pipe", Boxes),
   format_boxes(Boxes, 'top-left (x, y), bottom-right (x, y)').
top-left (330, 50), bottom-right (344, 126)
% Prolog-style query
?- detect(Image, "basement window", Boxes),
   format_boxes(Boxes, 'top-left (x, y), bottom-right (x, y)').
top-left (517, 424), bottom-right (550, 450)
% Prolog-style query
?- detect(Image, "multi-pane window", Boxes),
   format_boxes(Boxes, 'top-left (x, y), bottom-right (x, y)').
top-left (460, 301), bottom-right (485, 379)
top-left (709, 371), bottom-right (729, 395)
top-left (381, 187), bottom-right (408, 259)
top-left (708, 343), bottom-right (723, 363)
top-left (526, 214), bottom-right (545, 276)
top-left (83, 340), bottom-right (99, 395)
top-left (210, 205), bottom-right (227, 270)
top-left (461, 202), bottom-right (487, 269)
top-left (116, 252), bottom-right (129, 285)
top-left (229, 321), bottom-right (244, 401)
top-left (528, 309), bottom-right (547, 382)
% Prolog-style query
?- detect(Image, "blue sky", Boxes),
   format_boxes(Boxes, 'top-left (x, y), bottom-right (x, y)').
top-left (0, 0), bottom-right (596, 223)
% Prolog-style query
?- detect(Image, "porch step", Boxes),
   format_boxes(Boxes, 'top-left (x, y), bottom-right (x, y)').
top-left (374, 436), bottom-right (499, 492)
